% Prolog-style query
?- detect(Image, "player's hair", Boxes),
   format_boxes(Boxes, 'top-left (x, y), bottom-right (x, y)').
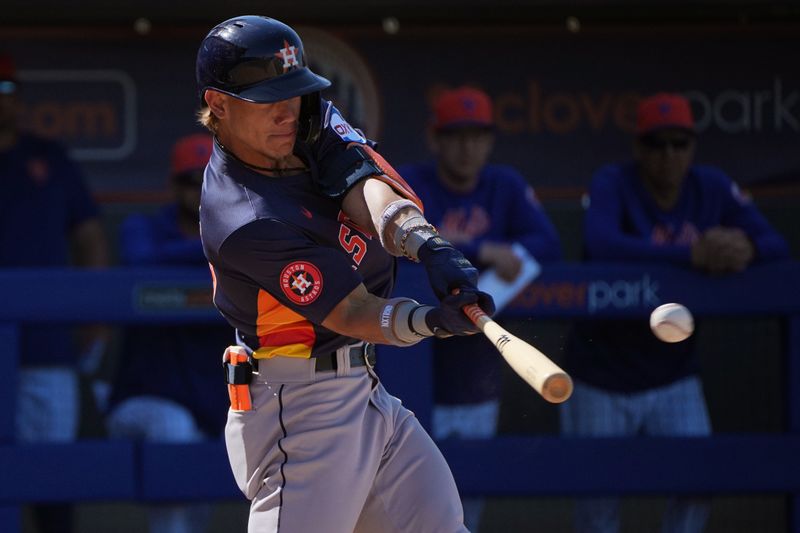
top-left (197, 106), bottom-right (219, 134)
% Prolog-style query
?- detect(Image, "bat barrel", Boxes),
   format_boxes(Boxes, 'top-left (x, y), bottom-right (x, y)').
top-left (542, 373), bottom-right (573, 403)
top-left (463, 303), bottom-right (574, 404)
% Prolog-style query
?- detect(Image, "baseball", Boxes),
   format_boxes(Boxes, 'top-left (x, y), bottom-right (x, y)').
top-left (649, 303), bottom-right (694, 343)
top-left (382, 17), bottom-right (400, 35)
top-left (133, 17), bottom-right (152, 35)
top-left (566, 16), bottom-right (581, 33)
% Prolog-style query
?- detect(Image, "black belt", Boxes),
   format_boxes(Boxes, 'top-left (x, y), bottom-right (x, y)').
top-left (315, 343), bottom-right (376, 371)
top-left (238, 332), bottom-right (376, 372)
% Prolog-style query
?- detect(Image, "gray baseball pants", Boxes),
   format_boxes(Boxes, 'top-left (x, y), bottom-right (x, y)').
top-left (225, 347), bottom-right (469, 533)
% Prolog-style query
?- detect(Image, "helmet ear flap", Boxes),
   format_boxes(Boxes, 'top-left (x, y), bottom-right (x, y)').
top-left (298, 92), bottom-right (323, 145)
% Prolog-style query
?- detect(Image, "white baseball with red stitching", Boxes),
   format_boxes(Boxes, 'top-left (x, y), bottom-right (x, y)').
top-left (650, 303), bottom-right (694, 343)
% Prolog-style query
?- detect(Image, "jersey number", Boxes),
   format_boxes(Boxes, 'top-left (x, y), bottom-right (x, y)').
top-left (338, 226), bottom-right (367, 265)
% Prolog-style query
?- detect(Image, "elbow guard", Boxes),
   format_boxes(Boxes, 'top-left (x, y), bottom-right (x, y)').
top-left (318, 143), bottom-right (423, 210)
top-left (318, 143), bottom-right (383, 198)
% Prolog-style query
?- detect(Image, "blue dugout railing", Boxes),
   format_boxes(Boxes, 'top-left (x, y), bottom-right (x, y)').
top-left (0, 261), bottom-right (799, 531)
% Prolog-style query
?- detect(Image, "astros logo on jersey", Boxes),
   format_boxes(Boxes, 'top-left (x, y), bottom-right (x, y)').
top-left (275, 40), bottom-right (300, 71)
top-left (280, 261), bottom-right (323, 305)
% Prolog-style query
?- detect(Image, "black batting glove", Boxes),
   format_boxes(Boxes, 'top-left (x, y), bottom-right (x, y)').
top-left (424, 289), bottom-right (497, 337)
top-left (417, 236), bottom-right (480, 301)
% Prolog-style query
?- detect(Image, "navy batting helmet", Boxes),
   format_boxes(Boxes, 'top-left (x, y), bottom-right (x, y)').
top-left (196, 16), bottom-right (331, 143)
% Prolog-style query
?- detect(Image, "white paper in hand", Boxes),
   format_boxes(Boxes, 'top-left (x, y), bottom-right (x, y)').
top-left (477, 243), bottom-right (541, 313)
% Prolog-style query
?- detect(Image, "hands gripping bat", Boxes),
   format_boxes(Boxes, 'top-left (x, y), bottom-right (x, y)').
top-left (464, 304), bottom-right (573, 404)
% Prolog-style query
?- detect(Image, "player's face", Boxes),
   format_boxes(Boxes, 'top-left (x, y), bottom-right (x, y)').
top-left (431, 127), bottom-right (494, 190)
top-left (213, 93), bottom-right (302, 165)
top-left (635, 129), bottom-right (696, 193)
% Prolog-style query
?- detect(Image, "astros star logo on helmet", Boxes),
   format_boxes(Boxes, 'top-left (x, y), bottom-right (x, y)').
top-left (275, 40), bottom-right (300, 71)
top-left (280, 261), bottom-right (323, 305)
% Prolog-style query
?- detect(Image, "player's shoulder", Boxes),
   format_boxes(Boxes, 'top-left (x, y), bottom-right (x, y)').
top-left (233, 217), bottom-right (296, 237)
top-left (482, 163), bottom-right (528, 187)
top-left (213, 217), bottom-right (300, 258)
top-left (689, 164), bottom-right (749, 204)
top-left (593, 162), bottom-right (627, 178)
top-left (590, 162), bottom-right (630, 186)
top-left (689, 164), bottom-right (732, 186)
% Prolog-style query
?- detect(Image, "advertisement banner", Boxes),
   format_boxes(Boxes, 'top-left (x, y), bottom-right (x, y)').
top-left (3, 26), bottom-right (798, 197)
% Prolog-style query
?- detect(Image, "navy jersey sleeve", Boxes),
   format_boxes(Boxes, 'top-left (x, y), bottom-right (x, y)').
top-left (219, 218), bottom-right (363, 325)
top-left (584, 165), bottom-right (693, 264)
top-left (706, 167), bottom-right (791, 262)
top-left (120, 214), bottom-right (160, 265)
top-left (504, 169), bottom-right (562, 262)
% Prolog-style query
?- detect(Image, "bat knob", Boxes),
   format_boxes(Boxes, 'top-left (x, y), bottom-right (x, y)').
top-left (542, 373), bottom-right (574, 404)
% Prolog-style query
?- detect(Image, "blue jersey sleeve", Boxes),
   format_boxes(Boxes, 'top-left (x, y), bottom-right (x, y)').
top-left (583, 166), bottom-right (694, 264)
top-left (504, 171), bottom-right (562, 262)
top-left (219, 218), bottom-right (363, 325)
top-left (709, 169), bottom-right (791, 261)
top-left (120, 208), bottom-right (206, 266)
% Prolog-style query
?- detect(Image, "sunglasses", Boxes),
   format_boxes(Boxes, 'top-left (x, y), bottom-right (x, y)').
top-left (640, 135), bottom-right (694, 151)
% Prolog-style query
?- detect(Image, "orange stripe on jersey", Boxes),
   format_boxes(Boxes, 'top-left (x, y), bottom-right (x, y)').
top-left (254, 289), bottom-right (316, 360)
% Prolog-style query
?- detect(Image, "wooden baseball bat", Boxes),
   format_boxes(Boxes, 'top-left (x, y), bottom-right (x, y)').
top-left (463, 304), bottom-right (573, 404)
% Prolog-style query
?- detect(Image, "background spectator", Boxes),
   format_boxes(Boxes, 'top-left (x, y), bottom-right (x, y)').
top-left (0, 51), bottom-right (110, 533)
top-left (560, 92), bottom-right (791, 533)
top-left (105, 133), bottom-right (230, 533)
top-left (398, 86), bottom-right (562, 532)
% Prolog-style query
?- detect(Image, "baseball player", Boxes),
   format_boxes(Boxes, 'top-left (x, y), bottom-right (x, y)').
top-left (0, 51), bottom-right (110, 533)
top-left (195, 16), bottom-right (495, 532)
top-left (398, 86), bottom-right (562, 532)
top-left (562, 93), bottom-right (791, 533)
top-left (107, 133), bottom-right (229, 533)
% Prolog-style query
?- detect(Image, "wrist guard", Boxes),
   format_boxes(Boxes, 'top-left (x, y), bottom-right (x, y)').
top-left (379, 297), bottom-right (435, 346)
